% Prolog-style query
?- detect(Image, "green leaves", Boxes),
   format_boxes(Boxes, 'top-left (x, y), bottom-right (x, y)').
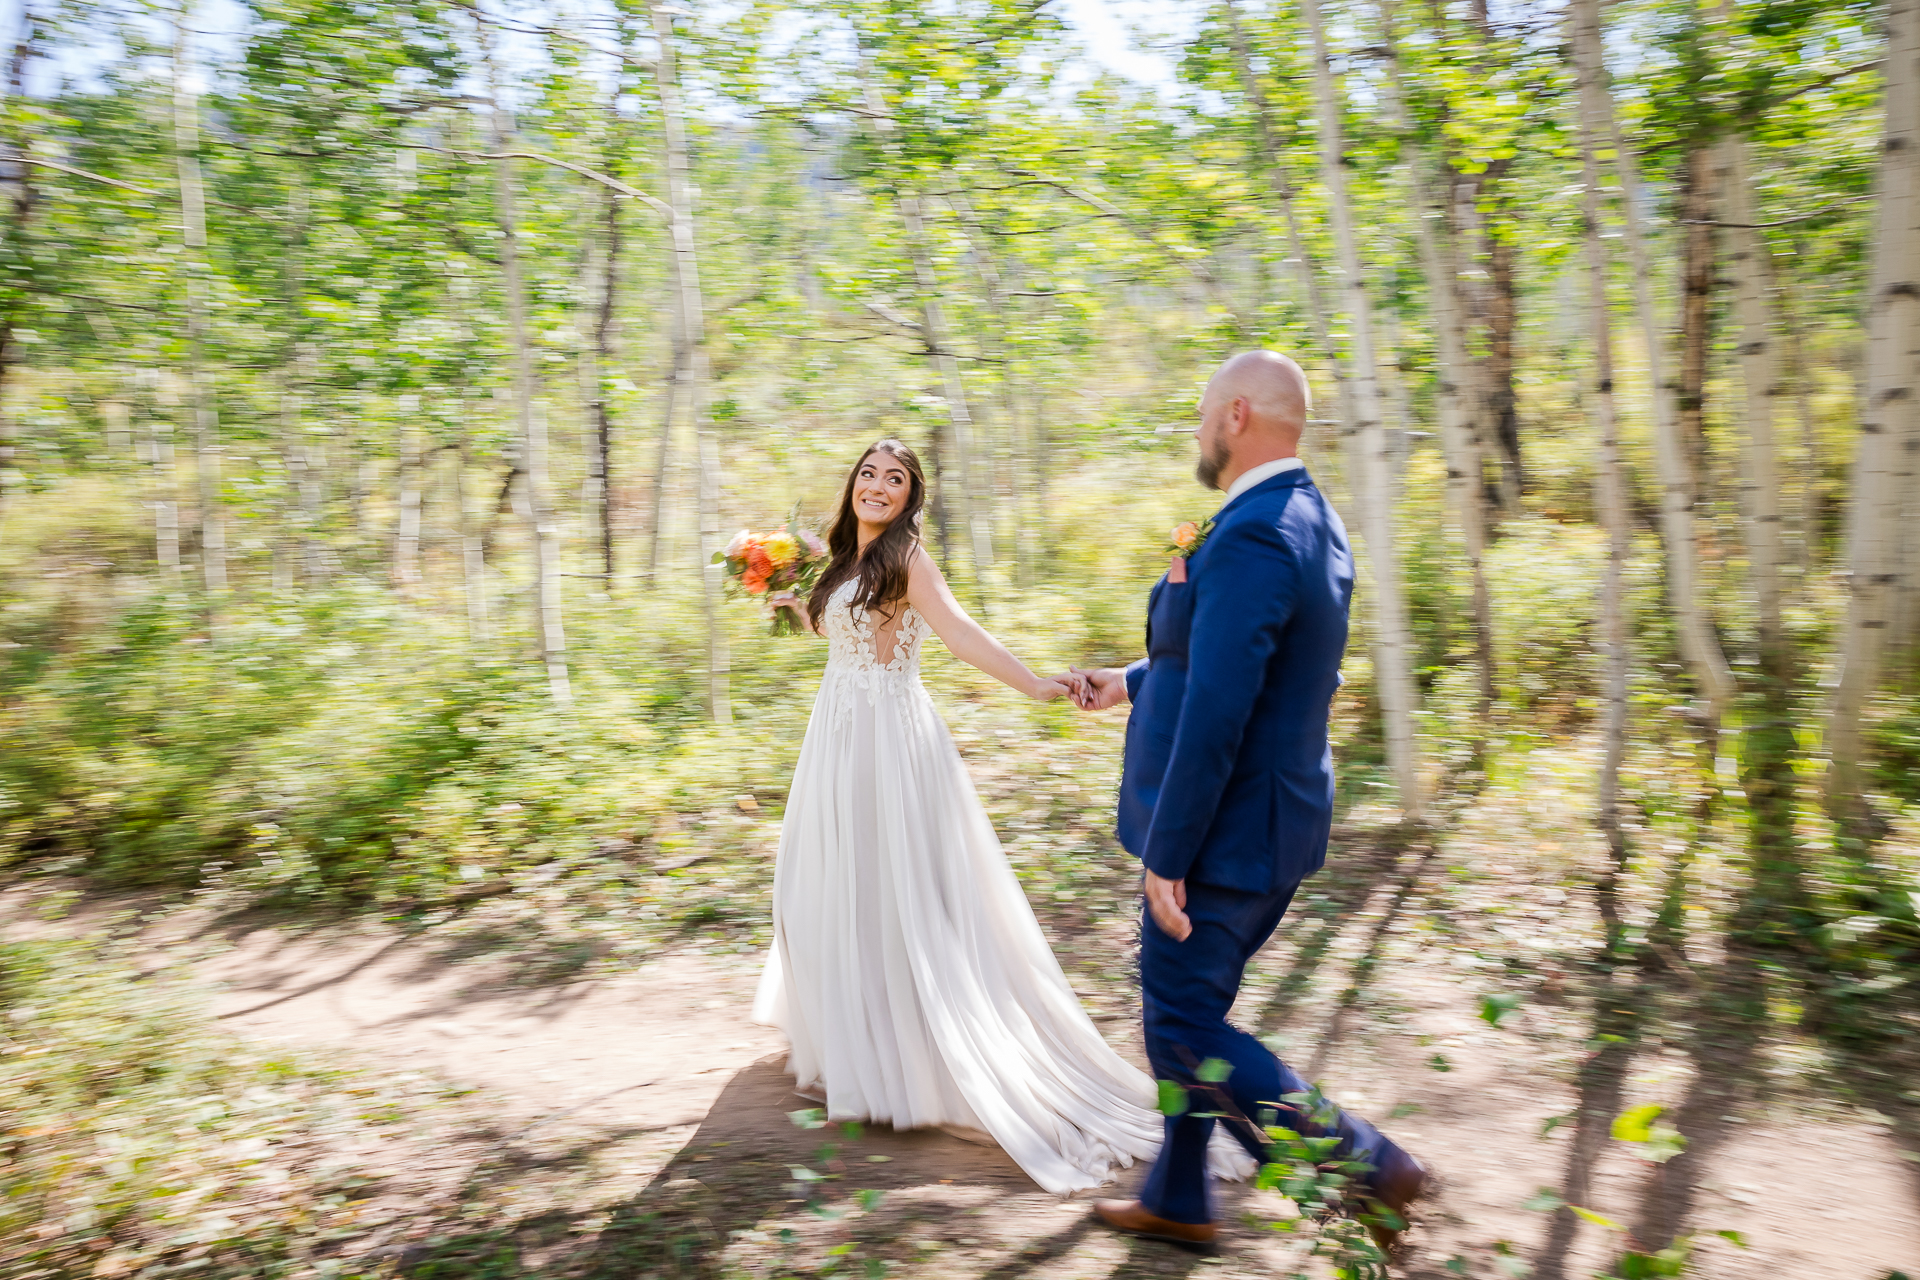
top-left (1480, 990), bottom-right (1523, 1027)
top-left (1610, 1105), bottom-right (1687, 1164)
top-left (1156, 1079), bottom-right (1189, 1117)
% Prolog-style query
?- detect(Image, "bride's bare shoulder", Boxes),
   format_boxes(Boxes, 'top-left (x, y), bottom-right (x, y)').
top-left (904, 542), bottom-right (946, 589)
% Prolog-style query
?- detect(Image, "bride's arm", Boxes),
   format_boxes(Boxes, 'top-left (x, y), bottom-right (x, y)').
top-left (903, 547), bottom-right (1065, 700)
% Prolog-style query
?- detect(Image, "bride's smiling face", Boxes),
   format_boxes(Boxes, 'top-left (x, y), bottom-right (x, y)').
top-left (853, 451), bottom-right (912, 534)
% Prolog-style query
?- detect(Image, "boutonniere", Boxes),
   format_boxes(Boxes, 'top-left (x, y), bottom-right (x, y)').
top-left (1168, 516), bottom-right (1214, 559)
top-left (1165, 515), bottom-right (1213, 583)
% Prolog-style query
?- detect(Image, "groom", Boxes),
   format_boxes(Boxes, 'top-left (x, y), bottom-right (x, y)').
top-left (1073, 351), bottom-right (1427, 1250)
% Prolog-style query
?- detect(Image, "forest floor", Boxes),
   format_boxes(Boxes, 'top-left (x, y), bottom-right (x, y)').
top-left (5, 697), bottom-right (1919, 1280)
top-left (7, 823), bottom-right (1918, 1280)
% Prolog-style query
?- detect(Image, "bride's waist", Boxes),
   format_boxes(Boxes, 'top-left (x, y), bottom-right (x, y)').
top-left (823, 658), bottom-right (924, 683)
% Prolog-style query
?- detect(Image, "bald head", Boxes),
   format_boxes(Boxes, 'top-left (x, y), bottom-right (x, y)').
top-left (1193, 350), bottom-right (1311, 491)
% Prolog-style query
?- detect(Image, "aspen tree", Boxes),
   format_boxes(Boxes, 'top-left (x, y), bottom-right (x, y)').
top-left (585, 179), bottom-right (621, 586)
top-left (900, 192), bottom-right (994, 596)
top-left (1221, 0), bottom-right (1356, 456)
top-left (1377, 0), bottom-right (1496, 718)
top-left (1829, 0), bottom-right (1920, 822)
top-left (1301, 0), bottom-right (1424, 819)
top-left (173, 12), bottom-right (225, 618)
top-left (654, 1), bottom-right (729, 722)
top-left (947, 186), bottom-right (1033, 585)
top-left (1569, 0), bottom-right (1633, 880)
top-left (1719, 140), bottom-right (1785, 671)
top-left (482, 24), bottom-right (572, 705)
top-left (1592, 27), bottom-right (1736, 731)
top-left (642, 290), bottom-right (681, 590)
top-left (851, 46), bottom-right (994, 600)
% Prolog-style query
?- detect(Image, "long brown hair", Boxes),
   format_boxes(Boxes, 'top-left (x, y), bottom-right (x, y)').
top-left (807, 439), bottom-right (927, 630)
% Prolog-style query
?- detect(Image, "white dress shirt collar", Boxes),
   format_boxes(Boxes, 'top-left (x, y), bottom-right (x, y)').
top-left (1224, 456), bottom-right (1305, 504)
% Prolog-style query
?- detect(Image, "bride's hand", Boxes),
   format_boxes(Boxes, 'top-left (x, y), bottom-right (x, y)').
top-left (1028, 675), bottom-right (1070, 701)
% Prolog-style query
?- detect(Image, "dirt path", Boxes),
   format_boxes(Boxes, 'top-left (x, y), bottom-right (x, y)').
top-left (7, 878), bottom-right (1917, 1278)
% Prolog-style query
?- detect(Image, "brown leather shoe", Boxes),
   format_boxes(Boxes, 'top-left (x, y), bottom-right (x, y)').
top-left (1091, 1199), bottom-right (1218, 1251)
top-left (1358, 1147), bottom-right (1430, 1251)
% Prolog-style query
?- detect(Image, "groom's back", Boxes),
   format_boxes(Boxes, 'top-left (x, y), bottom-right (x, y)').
top-left (1119, 471), bottom-right (1354, 893)
top-left (1229, 480), bottom-right (1353, 879)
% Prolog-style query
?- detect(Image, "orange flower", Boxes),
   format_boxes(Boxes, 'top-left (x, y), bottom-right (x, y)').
top-left (1171, 521), bottom-right (1199, 549)
top-left (745, 542), bottom-right (775, 579)
top-left (741, 568), bottom-right (770, 594)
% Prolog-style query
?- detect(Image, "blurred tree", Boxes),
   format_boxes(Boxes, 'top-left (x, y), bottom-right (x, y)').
top-left (1830, 0), bottom-right (1916, 834)
top-left (1569, 0), bottom-right (1633, 908)
top-left (1302, 0), bottom-right (1423, 820)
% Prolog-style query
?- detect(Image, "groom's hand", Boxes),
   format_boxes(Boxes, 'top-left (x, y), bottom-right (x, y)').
top-left (1144, 870), bottom-right (1191, 941)
top-left (1071, 666), bottom-right (1130, 712)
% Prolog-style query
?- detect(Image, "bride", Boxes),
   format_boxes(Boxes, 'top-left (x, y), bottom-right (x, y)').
top-left (752, 438), bottom-right (1247, 1195)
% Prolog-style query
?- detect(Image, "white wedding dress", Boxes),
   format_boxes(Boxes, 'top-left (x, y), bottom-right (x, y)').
top-left (753, 579), bottom-right (1252, 1195)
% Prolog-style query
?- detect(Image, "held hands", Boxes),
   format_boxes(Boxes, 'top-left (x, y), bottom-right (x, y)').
top-left (1030, 670), bottom-right (1091, 703)
top-left (1068, 666), bottom-right (1130, 712)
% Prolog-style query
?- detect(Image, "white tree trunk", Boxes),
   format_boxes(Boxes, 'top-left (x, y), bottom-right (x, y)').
top-left (655, 4), bottom-right (729, 723)
top-left (1222, 0), bottom-right (1356, 470)
top-left (1830, 0), bottom-right (1920, 813)
top-left (1301, 0), bottom-right (1423, 820)
top-left (394, 426), bottom-right (422, 591)
top-left (278, 371), bottom-right (305, 585)
top-left (1718, 133), bottom-right (1785, 663)
top-left (174, 15), bottom-right (224, 612)
top-left (901, 192), bottom-right (994, 600)
top-left (643, 331), bottom-right (681, 589)
top-left (1570, 0), bottom-right (1634, 868)
top-left (948, 186), bottom-right (1033, 586)
top-left (1594, 35), bottom-right (1736, 729)
top-left (458, 434), bottom-right (489, 643)
top-left (584, 179), bottom-right (620, 588)
top-left (1374, 1), bottom-right (1497, 716)
top-left (143, 369), bottom-right (180, 578)
top-left (486, 42), bottom-right (571, 706)
top-left (1417, 179), bottom-right (1496, 714)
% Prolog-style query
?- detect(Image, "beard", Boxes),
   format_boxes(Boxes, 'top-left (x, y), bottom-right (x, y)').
top-left (1194, 434), bottom-right (1231, 490)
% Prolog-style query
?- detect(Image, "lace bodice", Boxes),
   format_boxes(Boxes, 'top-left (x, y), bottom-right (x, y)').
top-left (824, 578), bottom-right (931, 682)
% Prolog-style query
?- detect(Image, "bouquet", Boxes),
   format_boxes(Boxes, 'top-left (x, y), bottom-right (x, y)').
top-left (714, 517), bottom-right (830, 635)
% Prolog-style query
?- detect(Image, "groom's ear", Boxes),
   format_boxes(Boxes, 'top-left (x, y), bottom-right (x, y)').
top-left (1227, 395), bottom-right (1252, 436)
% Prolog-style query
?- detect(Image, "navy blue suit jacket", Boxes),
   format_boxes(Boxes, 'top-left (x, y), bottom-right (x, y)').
top-left (1117, 468), bottom-right (1353, 893)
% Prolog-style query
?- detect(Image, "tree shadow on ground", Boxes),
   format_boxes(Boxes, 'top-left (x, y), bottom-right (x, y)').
top-left (388, 1055), bottom-right (1283, 1279)
top-left (1530, 956), bottom-right (1641, 1280)
top-left (391, 1055), bottom-right (1050, 1279)
top-left (1254, 834), bottom-right (1406, 1037)
top-left (1302, 845), bottom-right (1436, 1078)
top-left (1628, 945), bottom-right (1765, 1252)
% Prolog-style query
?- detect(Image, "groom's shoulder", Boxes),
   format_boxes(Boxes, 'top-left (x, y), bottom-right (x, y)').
top-left (1221, 475), bottom-right (1325, 532)
top-left (1212, 481), bottom-right (1338, 559)
top-left (1207, 498), bottom-right (1295, 564)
